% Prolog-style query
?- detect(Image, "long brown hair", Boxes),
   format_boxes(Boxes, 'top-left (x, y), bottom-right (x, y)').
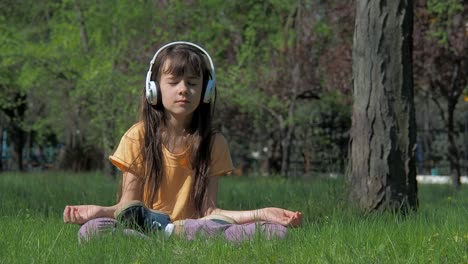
top-left (140, 44), bottom-right (216, 216)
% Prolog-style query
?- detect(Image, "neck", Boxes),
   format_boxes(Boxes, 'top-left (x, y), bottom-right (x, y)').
top-left (166, 113), bottom-right (192, 136)
top-left (163, 115), bottom-right (192, 154)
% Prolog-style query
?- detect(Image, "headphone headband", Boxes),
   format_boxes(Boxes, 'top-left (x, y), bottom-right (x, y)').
top-left (145, 41), bottom-right (216, 105)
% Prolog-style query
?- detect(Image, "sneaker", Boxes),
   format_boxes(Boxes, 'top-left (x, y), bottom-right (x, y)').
top-left (115, 200), bottom-right (172, 234)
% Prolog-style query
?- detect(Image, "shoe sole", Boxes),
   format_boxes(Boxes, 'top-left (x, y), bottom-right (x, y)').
top-left (115, 200), bottom-right (171, 233)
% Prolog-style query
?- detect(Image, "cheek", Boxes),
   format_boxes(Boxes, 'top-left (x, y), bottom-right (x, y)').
top-left (193, 86), bottom-right (204, 100)
top-left (194, 89), bottom-right (203, 101)
top-left (159, 87), bottom-right (173, 105)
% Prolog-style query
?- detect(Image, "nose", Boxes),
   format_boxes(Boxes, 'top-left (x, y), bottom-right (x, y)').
top-left (177, 81), bottom-right (188, 95)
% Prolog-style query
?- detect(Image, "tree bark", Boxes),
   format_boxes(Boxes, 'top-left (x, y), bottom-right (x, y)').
top-left (447, 98), bottom-right (461, 188)
top-left (0, 125), bottom-right (3, 172)
top-left (445, 61), bottom-right (462, 189)
top-left (2, 93), bottom-right (27, 171)
top-left (10, 124), bottom-right (25, 171)
top-left (73, 0), bottom-right (89, 53)
top-left (347, 0), bottom-right (418, 212)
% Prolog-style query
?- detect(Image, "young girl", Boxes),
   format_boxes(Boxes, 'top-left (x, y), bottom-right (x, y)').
top-left (63, 41), bottom-right (302, 242)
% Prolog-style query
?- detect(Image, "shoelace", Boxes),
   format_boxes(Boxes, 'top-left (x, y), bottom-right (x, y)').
top-left (150, 220), bottom-right (174, 236)
top-left (151, 220), bottom-right (162, 230)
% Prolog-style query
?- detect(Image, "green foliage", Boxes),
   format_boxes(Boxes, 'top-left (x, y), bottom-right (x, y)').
top-left (426, 0), bottom-right (464, 46)
top-left (315, 21), bottom-right (332, 38)
top-left (0, 1), bottom-right (152, 152)
top-left (294, 91), bottom-right (351, 173)
top-left (0, 0), bottom-right (351, 173)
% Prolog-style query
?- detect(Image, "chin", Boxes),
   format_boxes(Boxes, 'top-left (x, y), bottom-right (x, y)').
top-left (170, 110), bottom-right (195, 119)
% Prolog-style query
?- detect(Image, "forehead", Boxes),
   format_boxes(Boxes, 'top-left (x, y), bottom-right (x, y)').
top-left (160, 56), bottom-right (203, 78)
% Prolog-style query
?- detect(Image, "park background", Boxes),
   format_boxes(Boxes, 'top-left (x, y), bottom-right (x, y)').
top-left (0, 0), bottom-right (467, 263)
top-left (1, 0), bottom-right (467, 181)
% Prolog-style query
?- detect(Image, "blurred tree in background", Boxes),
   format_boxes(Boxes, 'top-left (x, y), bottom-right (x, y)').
top-left (413, 0), bottom-right (467, 188)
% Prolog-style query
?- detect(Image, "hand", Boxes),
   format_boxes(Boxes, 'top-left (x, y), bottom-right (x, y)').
top-left (63, 205), bottom-right (102, 224)
top-left (258, 207), bottom-right (302, 227)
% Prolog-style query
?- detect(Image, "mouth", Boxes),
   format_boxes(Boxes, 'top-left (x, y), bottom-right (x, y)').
top-left (175, 100), bottom-right (190, 104)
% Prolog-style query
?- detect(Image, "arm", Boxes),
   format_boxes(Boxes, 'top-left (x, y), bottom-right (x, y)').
top-left (202, 177), bottom-right (302, 227)
top-left (63, 171), bottom-right (143, 224)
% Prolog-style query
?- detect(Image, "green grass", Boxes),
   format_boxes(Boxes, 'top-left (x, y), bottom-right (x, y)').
top-left (0, 172), bottom-right (467, 263)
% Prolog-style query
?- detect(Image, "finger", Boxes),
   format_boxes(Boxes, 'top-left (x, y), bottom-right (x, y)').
top-left (73, 210), bottom-right (82, 224)
top-left (292, 215), bottom-right (302, 227)
top-left (63, 206), bottom-right (70, 223)
top-left (63, 206), bottom-right (67, 222)
top-left (70, 208), bottom-right (77, 224)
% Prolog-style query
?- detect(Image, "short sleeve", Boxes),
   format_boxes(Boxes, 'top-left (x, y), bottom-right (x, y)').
top-left (109, 123), bottom-right (145, 178)
top-left (209, 133), bottom-right (235, 177)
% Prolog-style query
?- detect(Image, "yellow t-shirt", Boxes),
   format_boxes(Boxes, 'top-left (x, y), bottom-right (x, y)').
top-left (109, 122), bottom-right (234, 221)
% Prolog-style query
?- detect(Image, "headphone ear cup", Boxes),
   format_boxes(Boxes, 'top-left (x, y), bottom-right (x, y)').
top-left (203, 80), bottom-right (215, 103)
top-left (146, 81), bottom-right (159, 105)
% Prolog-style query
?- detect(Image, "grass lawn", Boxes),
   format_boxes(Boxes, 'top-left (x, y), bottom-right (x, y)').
top-left (0, 172), bottom-right (467, 263)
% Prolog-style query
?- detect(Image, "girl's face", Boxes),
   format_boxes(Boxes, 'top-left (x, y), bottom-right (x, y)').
top-left (159, 59), bottom-right (203, 122)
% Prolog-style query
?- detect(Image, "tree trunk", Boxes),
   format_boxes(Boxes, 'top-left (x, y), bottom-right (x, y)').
top-left (280, 125), bottom-right (294, 177)
top-left (347, 0), bottom-right (418, 212)
top-left (10, 124), bottom-right (25, 171)
top-left (447, 101), bottom-right (461, 188)
top-left (2, 93), bottom-right (27, 171)
top-left (0, 125), bottom-right (3, 172)
top-left (446, 62), bottom-right (462, 189)
top-left (302, 150), bottom-right (311, 175)
top-left (73, 0), bottom-right (89, 53)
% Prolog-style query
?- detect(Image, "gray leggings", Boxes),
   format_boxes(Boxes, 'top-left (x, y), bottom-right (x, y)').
top-left (78, 217), bottom-right (288, 243)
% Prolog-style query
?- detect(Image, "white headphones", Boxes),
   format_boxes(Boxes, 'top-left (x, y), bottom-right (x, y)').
top-left (145, 41), bottom-right (216, 106)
